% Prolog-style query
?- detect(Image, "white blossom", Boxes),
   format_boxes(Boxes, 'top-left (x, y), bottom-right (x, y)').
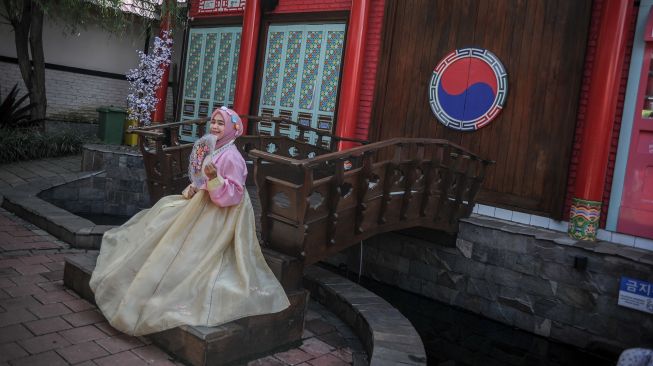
top-left (126, 30), bottom-right (173, 126)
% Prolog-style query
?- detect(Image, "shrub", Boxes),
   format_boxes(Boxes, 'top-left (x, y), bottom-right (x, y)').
top-left (0, 84), bottom-right (38, 129)
top-left (0, 129), bottom-right (83, 164)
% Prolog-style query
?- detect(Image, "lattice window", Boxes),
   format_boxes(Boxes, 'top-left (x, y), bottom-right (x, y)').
top-left (179, 26), bottom-right (242, 142)
top-left (257, 23), bottom-right (346, 147)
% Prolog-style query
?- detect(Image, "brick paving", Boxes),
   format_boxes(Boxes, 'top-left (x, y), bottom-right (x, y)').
top-left (0, 155), bottom-right (363, 366)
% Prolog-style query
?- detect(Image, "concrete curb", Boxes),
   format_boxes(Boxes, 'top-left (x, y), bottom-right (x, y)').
top-left (0, 170), bottom-right (112, 249)
top-left (303, 265), bottom-right (427, 365)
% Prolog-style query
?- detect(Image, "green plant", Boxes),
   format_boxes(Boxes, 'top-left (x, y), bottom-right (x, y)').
top-left (0, 129), bottom-right (83, 164)
top-left (0, 84), bottom-right (37, 129)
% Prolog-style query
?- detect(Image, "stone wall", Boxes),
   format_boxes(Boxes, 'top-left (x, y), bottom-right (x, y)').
top-left (326, 215), bottom-right (653, 353)
top-left (39, 144), bottom-right (150, 217)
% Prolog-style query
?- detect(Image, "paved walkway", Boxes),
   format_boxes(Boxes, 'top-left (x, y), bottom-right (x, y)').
top-left (0, 155), bottom-right (362, 366)
top-left (0, 156), bottom-right (82, 190)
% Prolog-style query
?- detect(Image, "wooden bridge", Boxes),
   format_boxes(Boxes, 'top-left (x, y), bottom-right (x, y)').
top-left (123, 116), bottom-right (493, 365)
top-left (249, 137), bottom-right (493, 266)
top-left (131, 117), bottom-right (492, 262)
top-left (131, 116), bottom-right (492, 266)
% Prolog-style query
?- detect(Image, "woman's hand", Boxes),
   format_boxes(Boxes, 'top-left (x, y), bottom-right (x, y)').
top-left (204, 162), bottom-right (218, 180)
top-left (182, 184), bottom-right (198, 199)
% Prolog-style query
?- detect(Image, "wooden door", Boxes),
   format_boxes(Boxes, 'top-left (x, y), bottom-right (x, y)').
top-left (618, 41), bottom-right (653, 239)
top-left (371, 0), bottom-right (592, 218)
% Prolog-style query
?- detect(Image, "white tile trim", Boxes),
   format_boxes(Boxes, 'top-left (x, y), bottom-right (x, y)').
top-left (472, 204), bottom-right (652, 251)
top-left (512, 211), bottom-right (531, 225)
top-left (634, 237), bottom-right (653, 251)
top-left (529, 215), bottom-right (551, 229)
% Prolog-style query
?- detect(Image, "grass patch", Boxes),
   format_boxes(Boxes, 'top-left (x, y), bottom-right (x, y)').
top-left (0, 128), bottom-right (83, 164)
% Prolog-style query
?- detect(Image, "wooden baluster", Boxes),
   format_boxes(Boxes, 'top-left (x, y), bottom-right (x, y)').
top-left (433, 144), bottom-right (452, 224)
top-left (327, 158), bottom-right (345, 246)
top-left (420, 144), bottom-right (436, 217)
top-left (400, 143), bottom-right (423, 220)
top-left (454, 151), bottom-right (468, 203)
top-left (155, 139), bottom-right (164, 155)
top-left (460, 155), bottom-right (480, 217)
top-left (451, 150), bottom-right (470, 224)
top-left (253, 157), bottom-right (270, 245)
top-left (196, 120), bottom-right (206, 138)
top-left (438, 147), bottom-right (464, 227)
top-left (355, 151), bottom-right (373, 234)
top-left (378, 143), bottom-right (402, 224)
top-left (297, 165), bottom-right (314, 259)
top-left (465, 158), bottom-right (491, 216)
top-left (170, 127), bottom-right (180, 146)
top-left (138, 134), bottom-right (146, 155)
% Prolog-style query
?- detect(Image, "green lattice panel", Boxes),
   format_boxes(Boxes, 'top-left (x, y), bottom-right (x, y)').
top-left (257, 23), bottom-right (346, 146)
top-left (180, 26), bottom-right (242, 142)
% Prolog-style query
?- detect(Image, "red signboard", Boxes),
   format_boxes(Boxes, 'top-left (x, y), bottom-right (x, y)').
top-left (190, 0), bottom-right (245, 18)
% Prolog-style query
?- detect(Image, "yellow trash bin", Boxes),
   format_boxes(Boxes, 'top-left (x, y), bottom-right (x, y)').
top-left (123, 118), bottom-right (139, 146)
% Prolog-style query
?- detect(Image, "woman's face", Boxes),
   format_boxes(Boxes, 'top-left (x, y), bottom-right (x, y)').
top-left (210, 115), bottom-right (225, 139)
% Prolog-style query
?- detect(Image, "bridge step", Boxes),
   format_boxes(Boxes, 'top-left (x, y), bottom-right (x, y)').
top-left (64, 252), bottom-right (308, 366)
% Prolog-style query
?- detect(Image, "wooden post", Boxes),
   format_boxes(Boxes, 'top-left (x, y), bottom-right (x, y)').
top-left (152, 0), bottom-right (173, 124)
top-left (334, 0), bottom-right (370, 151)
top-left (233, 0), bottom-right (262, 133)
top-left (569, 0), bottom-right (633, 241)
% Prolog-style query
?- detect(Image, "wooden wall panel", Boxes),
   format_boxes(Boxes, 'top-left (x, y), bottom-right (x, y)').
top-left (371, 0), bottom-right (592, 218)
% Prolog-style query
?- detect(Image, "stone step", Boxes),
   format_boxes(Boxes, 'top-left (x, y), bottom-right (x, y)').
top-left (64, 252), bottom-right (308, 366)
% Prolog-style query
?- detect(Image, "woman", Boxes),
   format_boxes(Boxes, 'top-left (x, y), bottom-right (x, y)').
top-left (89, 106), bottom-right (289, 336)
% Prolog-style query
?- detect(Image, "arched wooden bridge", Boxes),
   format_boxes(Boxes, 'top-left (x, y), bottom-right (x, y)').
top-left (131, 117), bottom-right (493, 267)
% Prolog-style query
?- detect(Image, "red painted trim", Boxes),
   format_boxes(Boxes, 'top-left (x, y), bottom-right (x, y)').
top-left (573, 0), bottom-right (633, 201)
top-left (152, 13), bottom-right (172, 124)
top-left (355, 0), bottom-right (384, 142)
top-left (645, 7), bottom-right (653, 41)
top-left (233, 0), bottom-right (262, 133)
top-left (272, 0), bottom-right (351, 13)
top-left (335, 0), bottom-right (370, 151)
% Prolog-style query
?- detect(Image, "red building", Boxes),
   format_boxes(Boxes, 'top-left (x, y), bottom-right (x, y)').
top-left (172, 0), bottom-right (652, 247)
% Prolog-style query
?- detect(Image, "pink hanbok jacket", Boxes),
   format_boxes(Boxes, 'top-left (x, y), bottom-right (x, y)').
top-left (205, 145), bottom-right (246, 207)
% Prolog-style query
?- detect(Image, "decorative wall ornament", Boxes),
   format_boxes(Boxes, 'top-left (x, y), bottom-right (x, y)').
top-left (428, 48), bottom-right (507, 131)
top-left (569, 198), bottom-right (601, 241)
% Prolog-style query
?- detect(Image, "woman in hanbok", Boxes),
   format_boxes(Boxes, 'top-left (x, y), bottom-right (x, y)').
top-left (89, 106), bottom-right (290, 336)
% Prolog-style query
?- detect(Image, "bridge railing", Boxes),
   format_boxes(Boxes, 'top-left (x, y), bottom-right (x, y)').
top-left (249, 138), bottom-right (494, 266)
top-left (128, 115), bottom-right (366, 204)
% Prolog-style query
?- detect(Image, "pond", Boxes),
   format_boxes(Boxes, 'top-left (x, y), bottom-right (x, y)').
top-left (329, 266), bottom-right (617, 366)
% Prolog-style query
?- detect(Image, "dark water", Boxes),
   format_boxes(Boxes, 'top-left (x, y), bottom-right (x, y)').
top-left (76, 212), bottom-right (131, 226)
top-left (328, 266), bottom-right (618, 366)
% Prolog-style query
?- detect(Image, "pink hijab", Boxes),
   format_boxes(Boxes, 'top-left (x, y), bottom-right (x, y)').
top-left (211, 106), bottom-right (243, 150)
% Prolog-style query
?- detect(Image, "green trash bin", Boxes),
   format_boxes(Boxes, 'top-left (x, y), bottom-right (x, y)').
top-left (96, 106), bottom-right (127, 144)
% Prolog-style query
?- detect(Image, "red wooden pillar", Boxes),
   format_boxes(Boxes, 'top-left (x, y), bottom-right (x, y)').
top-left (335, 0), bottom-right (370, 151)
top-left (569, 0), bottom-right (633, 241)
top-left (152, 2), bottom-right (173, 124)
top-left (233, 0), bottom-right (262, 133)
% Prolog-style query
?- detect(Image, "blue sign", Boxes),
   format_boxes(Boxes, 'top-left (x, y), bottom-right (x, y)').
top-left (618, 276), bottom-right (653, 314)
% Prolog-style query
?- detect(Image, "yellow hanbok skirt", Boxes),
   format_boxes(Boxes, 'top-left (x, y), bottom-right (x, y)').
top-left (89, 190), bottom-right (290, 336)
